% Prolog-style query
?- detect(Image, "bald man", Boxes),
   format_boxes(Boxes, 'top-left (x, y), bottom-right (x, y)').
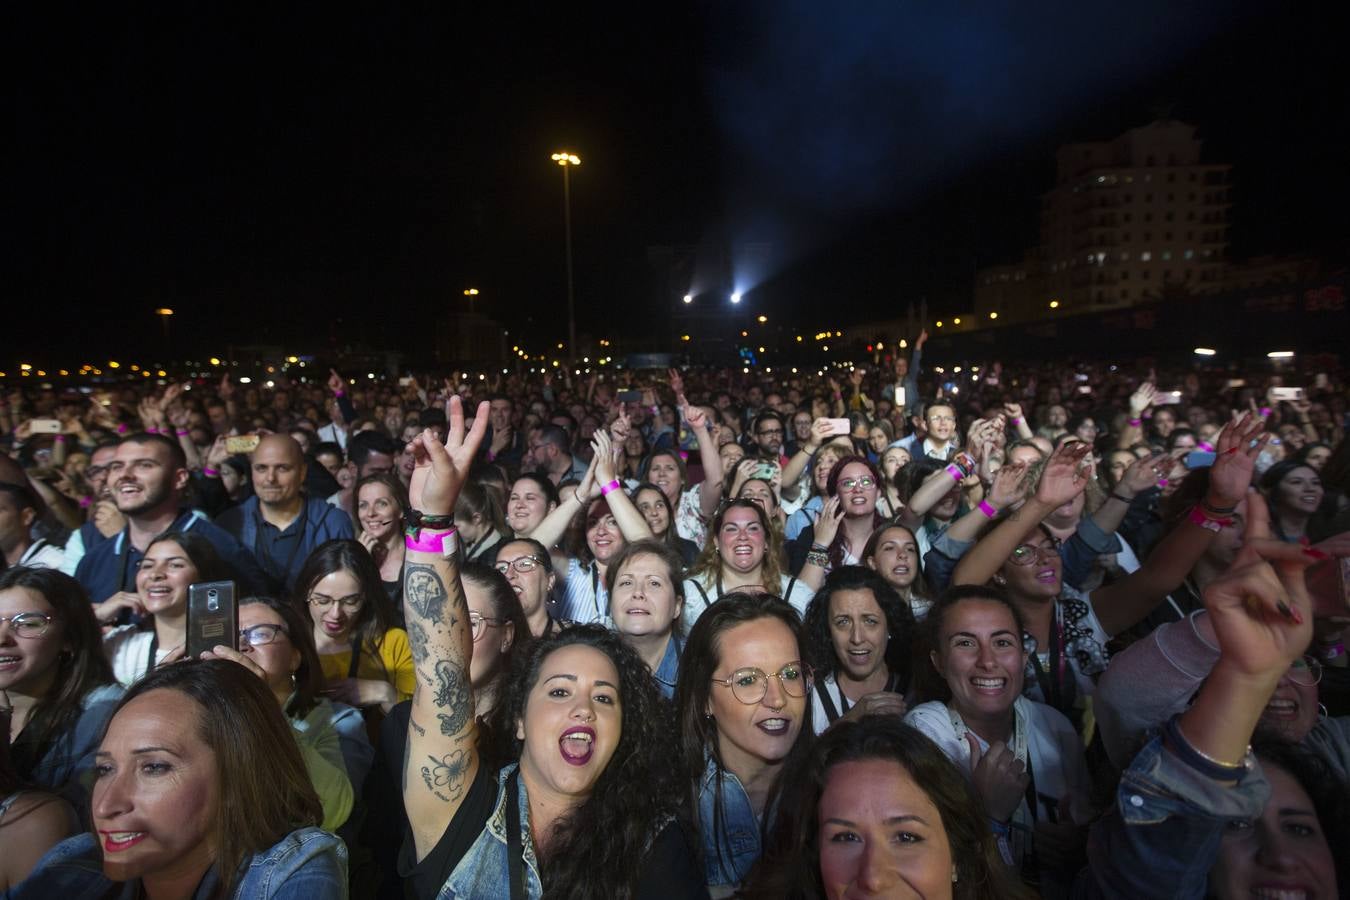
top-left (216, 434), bottom-right (353, 592)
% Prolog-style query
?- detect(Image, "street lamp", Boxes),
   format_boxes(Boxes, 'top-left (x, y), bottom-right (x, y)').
top-left (154, 308), bottom-right (174, 343)
top-left (730, 292), bottom-right (742, 304)
top-left (463, 287), bottom-right (480, 316)
top-left (551, 151), bottom-right (581, 360)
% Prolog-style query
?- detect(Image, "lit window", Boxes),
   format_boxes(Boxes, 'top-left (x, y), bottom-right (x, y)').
top-left (1140, 251), bottom-right (1152, 262)
top-left (1184, 249), bottom-right (1194, 260)
top-left (1162, 250), bottom-right (1172, 261)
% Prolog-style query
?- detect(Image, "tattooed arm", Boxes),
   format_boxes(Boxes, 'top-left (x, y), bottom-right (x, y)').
top-left (401, 396), bottom-right (491, 863)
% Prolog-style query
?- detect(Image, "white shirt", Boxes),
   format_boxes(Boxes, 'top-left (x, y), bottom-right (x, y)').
top-left (18, 538), bottom-right (65, 571)
top-left (103, 626), bottom-right (176, 687)
top-left (680, 573), bottom-right (815, 632)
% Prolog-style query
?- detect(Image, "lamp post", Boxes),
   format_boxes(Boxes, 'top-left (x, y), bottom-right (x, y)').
top-left (551, 151), bottom-right (581, 361)
top-left (463, 288), bottom-right (480, 317)
top-left (154, 308), bottom-right (174, 344)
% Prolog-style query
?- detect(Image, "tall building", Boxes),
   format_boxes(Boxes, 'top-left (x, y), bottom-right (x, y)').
top-left (976, 120), bottom-right (1232, 321)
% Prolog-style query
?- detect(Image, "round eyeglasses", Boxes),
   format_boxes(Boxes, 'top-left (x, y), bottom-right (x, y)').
top-left (0, 612), bottom-right (54, 639)
top-left (1286, 656), bottom-right (1323, 687)
top-left (711, 663), bottom-right (812, 705)
top-left (838, 476), bottom-right (876, 491)
top-left (494, 556), bottom-right (544, 576)
top-left (239, 624), bottom-right (288, 647)
top-left (1009, 540), bottom-right (1061, 567)
top-left (307, 593), bottom-right (364, 609)
top-left (469, 612), bottom-right (505, 643)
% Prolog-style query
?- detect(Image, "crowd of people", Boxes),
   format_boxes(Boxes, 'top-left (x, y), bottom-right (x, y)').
top-left (0, 336), bottom-right (1347, 899)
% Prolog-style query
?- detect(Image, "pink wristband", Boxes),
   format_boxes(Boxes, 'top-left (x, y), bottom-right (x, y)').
top-left (116, 423), bottom-right (128, 435)
top-left (945, 464), bottom-right (964, 483)
top-left (202, 467), bottom-right (220, 477)
top-left (1009, 417), bottom-right (1022, 426)
top-left (1197, 442), bottom-right (1214, 453)
top-left (405, 528), bottom-right (458, 555)
top-left (334, 390), bottom-right (345, 398)
top-left (977, 499), bottom-right (998, 518)
top-left (599, 479), bottom-right (622, 497)
top-left (146, 427), bottom-right (159, 434)
top-left (176, 429), bottom-right (190, 436)
top-left (1128, 418), bottom-right (1141, 427)
top-left (54, 434), bottom-right (67, 443)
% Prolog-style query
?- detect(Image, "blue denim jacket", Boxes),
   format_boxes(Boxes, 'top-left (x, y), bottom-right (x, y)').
top-left (1072, 732), bottom-right (1269, 900)
top-left (19, 683), bottom-right (123, 816)
top-left (8, 827), bottom-right (348, 899)
top-left (432, 764), bottom-right (544, 899)
top-left (696, 757), bottom-right (761, 890)
top-left (651, 635), bottom-right (683, 700)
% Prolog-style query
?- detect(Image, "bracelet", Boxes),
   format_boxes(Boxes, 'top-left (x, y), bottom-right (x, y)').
top-left (1128, 417), bottom-right (1141, 427)
top-left (405, 527), bottom-right (458, 555)
top-left (1110, 491), bottom-right (1134, 504)
top-left (1200, 499), bottom-right (1237, 515)
top-left (599, 479), bottom-right (622, 497)
top-left (202, 467), bottom-right (219, 477)
top-left (1320, 640), bottom-right (1345, 661)
top-left (334, 390), bottom-right (345, 398)
top-left (977, 499), bottom-right (998, 518)
top-left (1197, 442), bottom-right (1215, 453)
top-left (408, 511), bottom-right (455, 531)
top-left (1188, 505), bottom-right (1233, 533)
top-left (146, 427), bottom-right (160, 434)
top-left (805, 550), bottom-right (830, 569)
top-left (945, 464), bottom-right (966, 483)
top-left (1165, 716), bottom-right (1249, 776)
top-left (810, 542), bottom-right (829, 552)
top-left (1009, 417), bottom-right (1022, 426)
top-left (116, 423), bottom-right (128, 435)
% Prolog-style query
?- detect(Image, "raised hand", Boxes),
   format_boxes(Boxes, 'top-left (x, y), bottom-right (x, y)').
top-left (407, 396), bottom-right (489, 517)
top-left (813, 495), bottom-right (844, 548)
top-left (592, 430), bottom-right (618, 484)
top-left (1117, 452), bottom-right (1169, 498)
top-left (1034, 443), bottom-right (1092, 508)
top-left (328, 369), bottom-right (345, 395)
top-left (1129, 382), bottom-right (1157, 417)
top-left (1205, 413), bottom-right (1269, 509)
top-left (667, 367), bottom-right (685, 399)
top-left (683, 403), bottom-right (709, 431)
top-left (988, 460), bottom-right (1032, 510)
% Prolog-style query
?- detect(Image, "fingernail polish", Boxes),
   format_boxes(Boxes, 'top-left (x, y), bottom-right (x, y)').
top-left (1304, 548), bottom-right (1329, 561)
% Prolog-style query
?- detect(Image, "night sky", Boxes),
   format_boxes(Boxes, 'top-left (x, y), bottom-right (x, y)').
top-left (12, 2), bottom-right (1348, 365)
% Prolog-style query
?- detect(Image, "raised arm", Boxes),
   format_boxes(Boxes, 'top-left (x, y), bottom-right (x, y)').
top-left (528, 455), bottom-right (597, 550)
top-left (1087, 451), bottom-right (1168, 537)
top-left (898, 452), bottom-right (976, 529)
top-left (591, 430), bottom-right (653, 543)
top-left (1090, 415), bottom-right (1267, 637)
top-left (952, 443), bottom-right (1092, 586)
top-left (1116, 381), bottom-right (1156, 450)
top-left (682, 400), bottom-right (725, 518)
top-left (403, 396), bottom-right (489, 862)
top-left (780, 418), bottom-right (835, 501)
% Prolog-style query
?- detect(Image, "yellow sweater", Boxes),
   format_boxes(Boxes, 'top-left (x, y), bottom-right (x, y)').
top-left (317, 627), bottom-right (416, 703)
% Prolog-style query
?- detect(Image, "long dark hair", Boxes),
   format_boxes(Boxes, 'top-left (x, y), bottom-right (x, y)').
top-left (1, 567), bottom-right (114, 775)
top-left (1250, 736), bottom-right (1350, 891)
top-left (802, 565), bottom-right (914, 693)
top-left (860, 521), bottom-right (931, 605)
top-left (293, 539), bottom-right (395, 681)
top-left (488, 625), bottom-right (680, 900)
top-left (917, 585), bottom-right (1027, 705)
top-left (239, 595), bottom-right (324, 720)
top-left (674, 592), bottom-right (815, 882)
top-left (739, 716), bottom-right (1033, 900)
top-left (685, 499), bottom-right (786, 590)
top-left (135, 530), bottom-right (235, 633)
top-left (823, 455), bottom-right (885, 568)
top-left (112, 660), bottom-right (322, 899)
top-left (460, 561), bottom-right (529, 710)
top-left (632, 481), bottom-right (680, 547)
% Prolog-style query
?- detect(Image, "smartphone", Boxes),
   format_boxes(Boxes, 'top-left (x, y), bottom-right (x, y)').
top-left (1074, 373), bottom-right (1089, 383)
top-left (225, 434), bottom-right (260, 454)
top-left (1307, 557), bottom-right (1350, 619)
top-left (617, 390), bottom-right (642, 404)
top-left (29, 419), bottom-right (63, 434)
top-left (1314, 373), bottom-right (1329, 390)
top-left (824, 418), bottom-right (851, 437)
top-left (754, 462), bottom-right (778, 481)
top-left (398, 376), bottom-right (413, 387)
top-left (1225, 378), bottom-right (1246, 389)
top-left (893, 385), bottom-right (906, 407)
top-left (1267, 387), bottom-right (1306, 402)
top-left (186, 581), bottom-right (238, 659)
top-left (1076, 385), bottom-right (1092, 395)
top-left (1154, 390), bottom-right (1184, 406)
top-left (1183, 450), bottom-right (1216, 469)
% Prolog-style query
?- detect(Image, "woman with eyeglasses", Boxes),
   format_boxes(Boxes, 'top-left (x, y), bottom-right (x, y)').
top-left (790, 455), bottom-right (886, 592)
top-left (491, 537), bottom-right (566, 639)
top-left (460, 561), bottom-right (529, 725)
top-left (675, 592), bottom-right (815, 895)
top-left (952, 418), bottom-right (1265, 727)
top-left (681, 500), bottom-right (814, 632)
top-left (96, 531), bottom-right (233, 686)
top-left (0, 567), bottom-right (121, 811)
top-left (297, 539), bottom-right (413, 717)
top-left (905, 587), bottom-right (1092, 892)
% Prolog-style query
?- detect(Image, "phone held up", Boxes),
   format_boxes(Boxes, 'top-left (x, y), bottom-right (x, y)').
top-left (186, 581), bottom-right (238, 659)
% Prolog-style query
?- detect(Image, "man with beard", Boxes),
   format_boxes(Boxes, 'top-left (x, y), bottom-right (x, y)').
top-left (58, 441), bottom-right (123, 576)
top-left (75, 433), bottom-right (267, 605)
top-left (748, 410), bottom-right (787, 465)
top-left (216, 434), bottom-right (353, 593)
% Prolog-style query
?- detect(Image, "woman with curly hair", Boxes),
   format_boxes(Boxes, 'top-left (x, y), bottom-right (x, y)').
top-left (398, 401), bottom-right (706, 900)
top-left (801, 566), bottom-right (914, 734)
top-left (738, 715), bottom-right (1033, 900)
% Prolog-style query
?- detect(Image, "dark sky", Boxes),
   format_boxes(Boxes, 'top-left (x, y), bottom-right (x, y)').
top-left (11, 2), bottom-right (1347, 365)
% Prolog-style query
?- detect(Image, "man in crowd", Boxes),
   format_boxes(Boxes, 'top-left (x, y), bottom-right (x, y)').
top-left (58, 441), bottom-right (122, 576)
top-left (216, 434), bottom-right (353, 592)
top-left (895, 398), bottom-right (960, 460)
top-left (327, 430), bottom-right (400, 512)
top-left (482, 395), bottom-right (525, 472)
top-left (530, 424), bottom-right (588, 485)
top-left (0, 483), bottom-right (65, 570)
top-left (748, 411), bottom-right (787, 466)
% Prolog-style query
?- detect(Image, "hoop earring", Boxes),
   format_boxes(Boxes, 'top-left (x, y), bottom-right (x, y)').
top-left (1319, 703), bottom-right (1329, 722)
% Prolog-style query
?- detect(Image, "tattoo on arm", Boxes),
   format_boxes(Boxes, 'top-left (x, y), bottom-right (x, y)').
top-left (420, 749), bottom-right (470, 803)
top-left (405, 563), bottom-right (448, 625)
top-left (433, 659), bottom-right (472, 736)
top-left (410, 717), bottom-right (427, 737)
top-left (409, 620), bottom-right (430, 666)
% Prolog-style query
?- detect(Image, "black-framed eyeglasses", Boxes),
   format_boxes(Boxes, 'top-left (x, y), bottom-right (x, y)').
top-left (307, 593), bottom-right (365, 609)
top-left (0, 612), bottom-right (54, 639)
top-left (756, 428), bottom-right (784, 437)
top-left (85, 464), bottom-right (110, 480)
top-left (239, 624), bottom-right (288, 647)
top-left (1009, 539), bottom-right (1062, 567)
top-left (711, 663), bottom-right (812, 705)
top-left (469, 612), bottom-right (505, 643)
top-left (493, 556), bottom-right (544, 575)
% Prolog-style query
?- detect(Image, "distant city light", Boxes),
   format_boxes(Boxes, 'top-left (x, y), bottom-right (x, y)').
top-left (1193, 347), bottom-right (1217, 356)
top-left (683, 294), bottom-right (693, 304)
top-left (730, 292), bottom-right (742, 304)
top-left (1267, 350), bottom-right (1295, 359)
top-left (1049, 300), bottom-right (1060, 309)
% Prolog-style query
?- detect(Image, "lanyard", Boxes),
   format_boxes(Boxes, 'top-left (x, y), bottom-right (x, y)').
top-left (589, 563), bottom-right (604, 622)
top-left (505, 769), bottom-right (528, 900)
top-left (1027, 611), bottom-right (1075, 716)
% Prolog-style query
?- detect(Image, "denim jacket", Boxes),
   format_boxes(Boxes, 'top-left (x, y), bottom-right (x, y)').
top-left (696, 757), bottom-right (761, 890)
top-left (651, 634), bottom-right (684, 700)
top-left (8, 827), bottom-right (348, 899)
top-left (17, 683), bottom-right (123, 815)
top-left (432, 764), bottom-right (543, 899)
top-left (1072, 730), bottom-right (1269, 900)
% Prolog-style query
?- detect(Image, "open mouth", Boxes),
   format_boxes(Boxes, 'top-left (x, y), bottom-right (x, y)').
top-left (100, 831), bottom-right (148, 852)
top-left (1264, 698), bottom-right (1299, 719)
top-left (0, 655), bottom-right (23, 672)
top-left (559, 726), bottom-right (595, 766)
top-left (970, 676), bottom-right (1006, 694)
top-left (1035, 569), bottom-right (1057, 584)
top-left (756, 717), bottom-right (791, 736)
top-left (322, 619), bottom-right (346, 634)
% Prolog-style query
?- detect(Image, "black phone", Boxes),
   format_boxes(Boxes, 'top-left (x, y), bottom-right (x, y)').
top-left (186, 580), bottom-right (238, 659)
top-left (617, 390), bottom-right (642, 403)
